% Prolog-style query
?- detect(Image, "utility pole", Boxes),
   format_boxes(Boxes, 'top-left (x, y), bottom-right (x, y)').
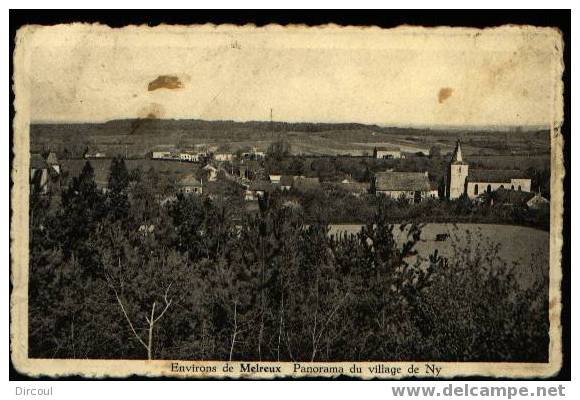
top-left (270, 108), bottom-right (274, 137)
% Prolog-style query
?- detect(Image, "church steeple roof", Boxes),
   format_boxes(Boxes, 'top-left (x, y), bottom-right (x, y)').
top-left (451, 140), bottom-right (467, 164)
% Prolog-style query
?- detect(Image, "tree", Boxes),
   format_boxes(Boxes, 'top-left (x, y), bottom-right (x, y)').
top-left (267, 139), bottom-right (291, 161)
top-left (100, 223), bottom-right (188, 360)
top-left (29, 160), bottom-right (550, 362)
top-left (429, 145), bottom-right (441, 158)
top-left (107, 156), bottom-right (130, 220)
top-left (60, 161), bottom-right (106, 267)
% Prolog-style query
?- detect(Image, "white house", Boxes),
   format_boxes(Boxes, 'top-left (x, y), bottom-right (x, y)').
top-left (269, 175), bottom-right (282, 185)
top-left (180, 152), bottom-right (206, 163)
top-left (242, 148), bottom-right (266, 161)
top-left (178, 175), bottom-right (203, 194)
top-left (152, 151), bottom-right (173, 159)
top-left (214, 153), bottom-right (234, 162)
top-left (375, 147), bottom-right (403, 159)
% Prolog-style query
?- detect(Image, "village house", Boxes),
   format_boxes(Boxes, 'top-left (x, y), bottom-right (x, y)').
top-left (374, 171), bottom-right (434, 203)
top-left (280, 175), bottom-right (294, 191)
top-left (84, 149), bottom-right (106, 159)
top-left (203, 164), bottom-right (219, 182)
top-left (179, 149), bottom-right (209, 163)
top-left (526, 192), bottom-right (550, 210)
top-left (30, 152), bottom-right (62, 195)
top-left (214, 153), bottom-right (234, 162)
top-left (244, 181), bottom-right (272, 201)
top-left (269, 174), bottom-right (282, 185)
top-left (242, 147), bottom-right (266, 161)
top-left (179, 152), bottom-right (197, 162)
top-left (374, 146), bottom-right (403, 159)
top-left (178, 175), bottom-right (203, 195)
top-left (152, 151), bottom-right (176, 160)
top-left (446, 140), bottom-right (532, 199)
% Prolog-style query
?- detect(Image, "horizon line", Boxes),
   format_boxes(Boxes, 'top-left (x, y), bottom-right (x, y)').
top-left (29, 117), bottom-right (551, 131)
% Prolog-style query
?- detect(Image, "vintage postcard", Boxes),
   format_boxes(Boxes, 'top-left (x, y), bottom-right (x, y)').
top-left (11, 23), bottom-right (564, 379)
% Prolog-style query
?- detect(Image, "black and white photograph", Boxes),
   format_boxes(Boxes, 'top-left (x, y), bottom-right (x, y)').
top-left (10, 20), bottom-right (565, 379)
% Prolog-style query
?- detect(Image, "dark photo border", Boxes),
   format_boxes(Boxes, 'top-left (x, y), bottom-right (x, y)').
top-left (9, 9), bottom-right (571, 381)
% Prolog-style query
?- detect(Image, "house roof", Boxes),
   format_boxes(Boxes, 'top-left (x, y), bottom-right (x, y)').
top-left (375, 171), bottom-right (431, 192)
top-left (527, 194), bottom-right (549, 207)
top-left (449, 140), bottom-right (468, 165)
top-left (30, 153), bottom-right (46, 169)
top-left (468, 169), bottom-right (528, 183)
top-left (179, 175), bottom-right (202, 187)
top-left (376, 146), bottom-right (401, 152)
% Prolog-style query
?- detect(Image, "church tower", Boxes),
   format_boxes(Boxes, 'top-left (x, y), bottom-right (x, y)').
top-left (446, 140), bottom-right (469, 199)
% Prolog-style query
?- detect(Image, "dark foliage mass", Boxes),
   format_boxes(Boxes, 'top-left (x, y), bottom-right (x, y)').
top-left (29, 160), bottom-right (549, 362)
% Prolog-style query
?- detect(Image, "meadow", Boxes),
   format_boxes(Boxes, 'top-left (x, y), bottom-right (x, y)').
top-left (329, 223), bottom-right (549, 289)
top-left (31, 119), bottom-right (550, 162)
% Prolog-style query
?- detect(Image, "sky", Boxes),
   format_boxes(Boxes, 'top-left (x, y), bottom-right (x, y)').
top-left (21, 24), bottom-right (562, 127)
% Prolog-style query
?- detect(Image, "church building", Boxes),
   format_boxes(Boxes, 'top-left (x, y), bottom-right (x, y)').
top-left (446, 140), bottom-right (532, 200)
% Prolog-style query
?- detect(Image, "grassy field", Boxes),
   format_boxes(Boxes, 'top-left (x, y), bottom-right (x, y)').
top-left (31, 119), bottom-right (550, 162)
top-left (329, 223), bottom-right (549, 289)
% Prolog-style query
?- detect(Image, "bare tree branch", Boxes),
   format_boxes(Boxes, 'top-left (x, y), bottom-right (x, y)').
top-left (106, 274), bottom-right (148, 352)
top-left (153, 283), bottom-right (173, 324)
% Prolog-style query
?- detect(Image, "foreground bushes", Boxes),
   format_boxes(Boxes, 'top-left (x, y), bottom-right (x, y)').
top-left (28, 162), bottom-right (549, 361)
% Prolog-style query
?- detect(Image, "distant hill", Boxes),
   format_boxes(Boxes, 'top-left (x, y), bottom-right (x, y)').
top-left (31, 118), bottom-right (551, 137)
top-left (30, 118), bottom-right (551, 160)
top-left (31, 118), bottom-right (384, 136)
